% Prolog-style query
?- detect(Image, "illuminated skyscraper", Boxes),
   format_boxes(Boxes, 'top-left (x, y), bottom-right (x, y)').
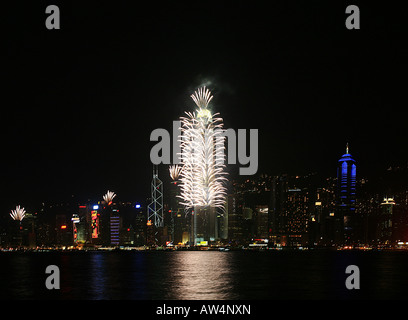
top-left (336, 143), bottom-right (357, 244)
top-left (227, 194), bottom-right (243, 244)
top-left (379, 197), bottom-right (395, 244)
top-left (110, 207), bottom-right (121, 246)
top-left (285, 187), bottom-right (310, 247)
top-left (193, 206), bottom-right (217, 245)
top-left (178, 87), bottom-right (227, 245)
top-left (148, 165), bottom-right (164, 228)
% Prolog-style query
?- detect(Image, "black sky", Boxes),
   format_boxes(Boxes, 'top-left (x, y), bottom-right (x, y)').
top-left (2, 1), bottom-right (408, 211)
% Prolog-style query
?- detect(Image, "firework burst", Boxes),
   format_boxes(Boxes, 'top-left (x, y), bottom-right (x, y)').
top-left (191, 86), bottom-right (213, 110)
top-left (169, 164), bottom-right (182, 181)
top-left (178, 87), bottom-right (227, 211)
top-left (10, 205), bottom-right (26, 222)
top-left (103, 190), bottom-right (116, 205)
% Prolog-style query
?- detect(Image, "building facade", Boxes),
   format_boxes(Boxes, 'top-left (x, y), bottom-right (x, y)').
top-left (337, 144), bottom-right (357, 244)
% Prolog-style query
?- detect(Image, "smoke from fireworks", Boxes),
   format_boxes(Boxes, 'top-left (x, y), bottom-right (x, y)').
top-left (103, 190), bottom-right (116, 204)
top-left (10, 205), bottom-right (26, 221)
top-left (178, 86), bottom-right (227, 211)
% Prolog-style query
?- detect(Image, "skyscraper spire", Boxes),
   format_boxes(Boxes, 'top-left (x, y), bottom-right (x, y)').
top-left (346, 142), bottom-right (349, 154)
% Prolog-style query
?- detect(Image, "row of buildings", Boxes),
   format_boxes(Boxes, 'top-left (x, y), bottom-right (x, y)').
top-left (168, 145), bottom-right (408, 248)
top-left (2, 146), bottom-right (408, 248)
top-left (1, 201), bottom-right (147, 248)
top-left (225, 147), bottom-right (408, 248)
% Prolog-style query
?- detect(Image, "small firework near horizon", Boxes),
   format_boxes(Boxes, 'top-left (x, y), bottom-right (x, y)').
top-left (103, 190), bottom-right (116, 205)
top-left (10, 205), bottom-right (26, 222)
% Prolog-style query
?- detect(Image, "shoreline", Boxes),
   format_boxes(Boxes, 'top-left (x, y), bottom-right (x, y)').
top-left (2, 246), bottom-right (408, 253)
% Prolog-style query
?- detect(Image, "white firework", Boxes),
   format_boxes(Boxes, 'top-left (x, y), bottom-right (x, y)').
top-left (190, 86), bottom-right (213, 110)
top-left (10, 205), bottom-right (25, 222)
top-left (178, 86), bottom-right (227, 211)
top-left (169, 164), bottom-right (182, 181)
top-left (103, 190), bottom-right (116, 204)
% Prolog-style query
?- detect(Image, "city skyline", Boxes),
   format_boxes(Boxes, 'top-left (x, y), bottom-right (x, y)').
top-left (2, 2), bottom-right (408, 213)
top-left (1, 141), bottom-right (406, 211)
top-left (2, 1), bottom-right (408, 249)
top-left (2, 141), bottom-right (408, 249)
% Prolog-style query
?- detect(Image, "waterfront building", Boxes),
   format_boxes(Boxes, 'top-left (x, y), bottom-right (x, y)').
top-left (227, 194), bottom-right (243, 244)
top-left (255, 205), bottom-right (269, 239)
top-left (336, 143), bottom-right (357, 244)
top-left (379, 197), bottom-right (396, 244)
top-left (110, 207), bottom-right (121, 246)
top-left (285, 187), bottom-right (310, 247)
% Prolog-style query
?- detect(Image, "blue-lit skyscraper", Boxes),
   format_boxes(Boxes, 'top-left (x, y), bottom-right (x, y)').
top-left (336, 143), bottom-right (357, 244)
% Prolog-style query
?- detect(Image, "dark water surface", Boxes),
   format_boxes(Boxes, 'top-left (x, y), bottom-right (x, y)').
top-left (1, 250), bottom-right (407, 300)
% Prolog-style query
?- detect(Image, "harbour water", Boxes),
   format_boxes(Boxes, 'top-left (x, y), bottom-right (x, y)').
top-left (0, 250), bottom-right (407, 300)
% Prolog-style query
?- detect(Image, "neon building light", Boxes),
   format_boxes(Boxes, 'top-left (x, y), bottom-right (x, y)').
top-left (91, 210), bottom-right (99, 239)
top-left (337, 143), bottom-right (356, 243)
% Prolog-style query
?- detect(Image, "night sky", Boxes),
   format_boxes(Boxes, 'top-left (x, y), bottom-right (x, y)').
top-left (2, 1), bottom-right (408, 211)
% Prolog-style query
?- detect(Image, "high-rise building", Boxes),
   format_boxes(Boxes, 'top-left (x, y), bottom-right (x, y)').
top-left (192, 206), bottom-right (217, 245)
top-left (22, 212), bottom-right (36, 248)
top-left (56, 213), bottom-right (71, 246)
top-left (269, 175), bottom-right (288, 245)
top-left (110, 207), bottom-right (121, 246)
top-left (379, 197), bottom-right (395, 244)
top-left (134, 205), bottom-right (146, 246)
top-left (336, 143), bottom-right (357, 244)
top-left (148, 165), bottom-right (164, 228)
top-left (90, 206), bottom-right (101, 244)
top-left (78, 205), bottom-right (90, 244)
top-left (285, 187), bottom-right (310, 247)
top-left (255, 205), bottom-right (269, 239)
top-left (269, 175), bottom-right (311, 247)
top-left (146, 219), bottom-right (155, 246)
top-left (173, 209), bottom-right (189, 245)
top-left (178, 87), bottom-right (227, 245)
top-left (227, 194), bottom-right (243, 244)
top-left (218, 209), bottom-right (228, 241)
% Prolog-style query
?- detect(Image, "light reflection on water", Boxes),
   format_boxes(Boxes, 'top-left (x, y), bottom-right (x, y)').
top-left (1, 250), bottom-right (408, 299)
top-left (165, 251), bottom-right (238, 300)
top-left (89, 253), bottom-right (106, 299)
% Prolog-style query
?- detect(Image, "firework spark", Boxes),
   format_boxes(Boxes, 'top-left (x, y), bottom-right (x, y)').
top-left (191, 86), bottom-right (213, 110)
top-left (10, 205), bottom-right (25, 221)
top-left (178, 87), bottom-right (227, 211)
top-left (103, 190), bottom-right (116, 205)
top-left (169, 164), bottom-right (182, 181)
